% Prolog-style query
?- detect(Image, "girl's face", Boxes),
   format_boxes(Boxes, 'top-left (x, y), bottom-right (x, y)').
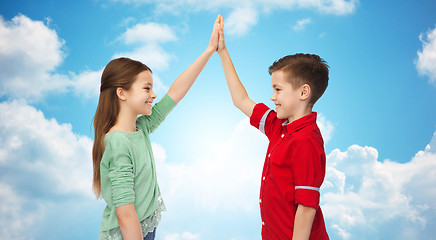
top-left (124, 70), bottom-right (156, 116)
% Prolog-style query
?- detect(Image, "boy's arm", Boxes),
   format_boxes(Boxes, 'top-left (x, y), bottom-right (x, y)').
top-left (292, 204), bottom-right (316, 240)
top-left (217, 16), bottom-right (256, 118)
top-left (167, 15), bottom-right (220, 103)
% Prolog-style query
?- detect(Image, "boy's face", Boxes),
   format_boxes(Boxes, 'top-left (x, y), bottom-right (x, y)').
top-left (270, 70), bottom-right (302, 121)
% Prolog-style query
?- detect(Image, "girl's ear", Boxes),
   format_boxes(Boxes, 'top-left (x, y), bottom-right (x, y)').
top-left (116, 87), bottom-right (127, 101)
top-left (300, 84), bottom-right (311, 101)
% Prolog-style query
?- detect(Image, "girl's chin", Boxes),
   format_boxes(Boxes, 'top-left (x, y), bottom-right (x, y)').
top-left (141, 105), bottom-right (153, 115)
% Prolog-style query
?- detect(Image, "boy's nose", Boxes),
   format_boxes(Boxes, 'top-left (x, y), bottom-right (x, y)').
top-left (270, 93), bottom-right (276, 101)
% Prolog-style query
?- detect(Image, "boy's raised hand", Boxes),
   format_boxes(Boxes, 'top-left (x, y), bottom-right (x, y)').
top-left (217, 15), bottom-right (226, 54)
top-left (207, 15), bottom-right (221, 52)
top-left (216, 14), bottom-right (255, 117)
top-left (166, 15), bottom-right (220, 103)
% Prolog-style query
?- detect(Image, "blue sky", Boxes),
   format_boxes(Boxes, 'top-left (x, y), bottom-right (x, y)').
top-left (1, 0), bottom-right (436, 239)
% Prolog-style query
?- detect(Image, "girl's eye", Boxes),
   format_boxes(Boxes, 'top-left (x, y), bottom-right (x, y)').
top-left (144, 88), bottom-right (150, 91)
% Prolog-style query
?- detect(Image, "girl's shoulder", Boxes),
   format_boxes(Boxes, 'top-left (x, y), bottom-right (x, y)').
top-left (101, 132), bottom-right (137, 162)
top-left (104, 130), bottom-right (144, 148)
top-left (104, 131), bottom-right (131, 148)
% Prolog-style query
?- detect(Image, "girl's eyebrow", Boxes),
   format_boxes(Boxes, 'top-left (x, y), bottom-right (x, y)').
top-left (143, 82), bottom-right (153, 87)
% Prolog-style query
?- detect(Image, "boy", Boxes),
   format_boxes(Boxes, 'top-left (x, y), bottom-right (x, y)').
top-left (216, 16), bottom-right (330, 240)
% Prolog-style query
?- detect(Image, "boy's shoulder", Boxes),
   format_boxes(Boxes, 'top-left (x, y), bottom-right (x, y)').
top-left (295, 120), bottom-right (322, 136)
top-left (289, 127), bottom-right (325, 157)
top-left (288, 119), bottom-right (324, 146)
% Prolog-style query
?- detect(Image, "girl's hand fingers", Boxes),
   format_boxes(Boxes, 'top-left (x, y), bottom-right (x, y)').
top-left (214, 15), bottom-right (220, 28)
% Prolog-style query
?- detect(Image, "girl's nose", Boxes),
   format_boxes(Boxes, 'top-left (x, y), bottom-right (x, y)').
top-left (151, 89), bottom-right (157, 99)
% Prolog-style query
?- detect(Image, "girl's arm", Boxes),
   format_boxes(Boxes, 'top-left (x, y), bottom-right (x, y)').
top-left (166, 15), bottom-right (221, 103)
top-left (216, 15), bottom-right (256, 118)
top-left (292, 204), bottom-right (316, 240)
top-left (116, 203), bottom-right (142, 240)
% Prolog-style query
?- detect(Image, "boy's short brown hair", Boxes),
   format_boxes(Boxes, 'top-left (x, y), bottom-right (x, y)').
top-left (269, 53), bottom-right (329, 106)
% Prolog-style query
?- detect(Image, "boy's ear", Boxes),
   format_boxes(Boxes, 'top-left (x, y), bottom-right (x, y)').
top-left (116, 87), bottom-right (127, 101)
top-left (300, 84), bottom-right (311, 101)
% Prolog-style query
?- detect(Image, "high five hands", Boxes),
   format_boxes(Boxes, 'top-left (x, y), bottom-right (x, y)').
top-left (207, 15), bottom-right (226, 54)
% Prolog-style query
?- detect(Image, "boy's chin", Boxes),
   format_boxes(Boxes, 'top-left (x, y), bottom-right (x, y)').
top-left (276, 112), bottom-right (286, 119)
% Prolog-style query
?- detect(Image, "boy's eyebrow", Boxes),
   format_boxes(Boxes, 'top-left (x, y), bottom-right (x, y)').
top-left (272, 84), bottom-right (281, 88)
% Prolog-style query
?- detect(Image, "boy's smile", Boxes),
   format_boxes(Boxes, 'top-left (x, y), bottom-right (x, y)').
top-left (270, 70), bottom-right (305, 122)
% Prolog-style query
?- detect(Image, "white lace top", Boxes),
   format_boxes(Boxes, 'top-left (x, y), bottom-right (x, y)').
top-left (98, 195), bottom-right (166, 240)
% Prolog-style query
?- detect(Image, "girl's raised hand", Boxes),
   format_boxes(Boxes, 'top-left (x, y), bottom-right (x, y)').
top-left (207, 15), bottom-right (221, 52)
top-left (217, 15), bottom-right (226, 55)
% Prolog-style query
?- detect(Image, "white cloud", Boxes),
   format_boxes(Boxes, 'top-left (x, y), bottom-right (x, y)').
top-left (0, 14), bottom-right (172, 101)
top-left (154, 114), bottom-right (331, 216)
top-left (0, 100), bottom-right (96, 237)
top-left (113, 44), bottom-right (175, 72)
top-left (317, 113), bottom-right (334, 144)
top-left (118, 16), bottom-right (136, 28)
top-left (111, 0), bottom-right (359, 36)
top-left (155, 118), bottom-right (267, 213)
top-left (2, 93), bottom-right (435, 239)
top-left (71, 22), bottom-right (175, 99)
top-left (0, 14), bottom-right (69, 101)
top-left (150, 74), bottom-right (170, 97)
top-left (0, 14), bottom-right (103, 101)
top-left (315, 0), bottom-right (359, 15)
top-left (153, 111), bottom-right (435, 239)
top-left (293, 18), bottom-right (311, 31)
top-left (0, 15), bottom-right (64, 73)
top-left (0, 182), bottom-right (40, 240)
top-left (322, 135), bottom-right (436, 239)
top-left (0, 100), bottom-right (94, 198)
top-left (109, 22), bottom-right (177, 94)
top-left (114, 22), bottom-right (177, 71)
top-left (120, 22), bottom-right (177, 45)
top-left (226, 7), bottom-right (258, 36)
top-left (69, 68), bottom-right (103, 99)
top-left (163, 232), bottom-right (200, 240)
top-left (416, 25), bottom-right (436, 86)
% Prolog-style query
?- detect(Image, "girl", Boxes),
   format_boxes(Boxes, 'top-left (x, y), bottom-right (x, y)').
top-left (92, 15), bottom-right (221, 240)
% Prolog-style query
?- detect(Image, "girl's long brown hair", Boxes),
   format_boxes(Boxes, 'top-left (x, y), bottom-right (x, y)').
top-left (92, 57), bottom-right (151, 198)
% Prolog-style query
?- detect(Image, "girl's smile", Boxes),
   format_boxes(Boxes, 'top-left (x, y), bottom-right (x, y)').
top-left (124, 70), bottom-right (157, 116)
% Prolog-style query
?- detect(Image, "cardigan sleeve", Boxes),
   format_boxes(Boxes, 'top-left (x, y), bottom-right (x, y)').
top-left (136, 94), bottom-right (177, 135)
top-left (106, 135), bottom-right (135, 207)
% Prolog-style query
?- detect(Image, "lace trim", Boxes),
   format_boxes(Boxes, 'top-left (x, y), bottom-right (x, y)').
top-left (98, 196), bottom-right (166, 240)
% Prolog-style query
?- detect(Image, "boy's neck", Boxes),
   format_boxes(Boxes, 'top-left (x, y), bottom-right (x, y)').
top-left (287, 107), bottom-right (313, 124)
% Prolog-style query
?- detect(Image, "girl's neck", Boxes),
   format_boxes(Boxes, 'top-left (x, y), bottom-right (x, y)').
top-left (110, 107), bottom-right (138, 133)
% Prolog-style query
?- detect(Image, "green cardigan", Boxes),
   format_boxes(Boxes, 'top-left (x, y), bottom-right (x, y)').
top-left (99, 94), bottom-right (177, 232)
